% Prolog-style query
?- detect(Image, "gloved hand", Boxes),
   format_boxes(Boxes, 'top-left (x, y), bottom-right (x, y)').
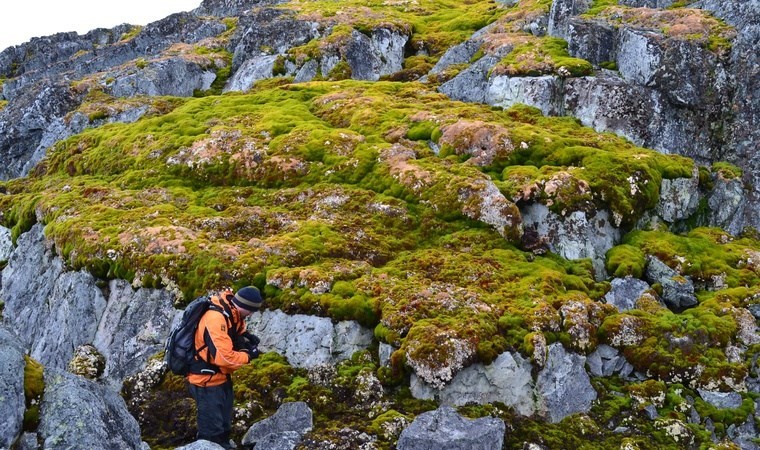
top-left (243, 345), bottom-right (260, 361)
top-left (242, 331), bottom-right (260, 347)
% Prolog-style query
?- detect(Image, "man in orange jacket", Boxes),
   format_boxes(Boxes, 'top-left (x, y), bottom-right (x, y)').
top-left (187, 286), bottom-right (263, 449)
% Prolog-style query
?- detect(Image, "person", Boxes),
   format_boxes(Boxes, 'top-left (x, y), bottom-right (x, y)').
top-left (186, 286), bottom-right (263, 449)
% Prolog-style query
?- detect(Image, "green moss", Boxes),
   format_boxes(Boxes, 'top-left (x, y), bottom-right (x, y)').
top-left (119, 26), bottom-right (143, 42)
top-left (23, 355), bottom-right (44, 431)
top-left (135, 58), bottom-right (148, 69)
top-left (712, 161), bottom-right (742, 179)
top-left (599, 60), bottom-right (618, 70)
top-left (491, 37), bottom-right (593, 77)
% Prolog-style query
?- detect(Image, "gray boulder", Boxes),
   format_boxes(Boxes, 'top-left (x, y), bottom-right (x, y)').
top-left (38, 369), bottom-right (143, 450)
top-left (105, 58), bottom-right (217, 98)
top-left (548, 0), bottom-right (592, 40)
top-left (0, 81), bottom-right (80, 180)
top-left (521, 203), bottom-right (619, 279)
top-left (194, 0), bottom-right (286, 17)
top-left (247, 309), bottom-right (373, 368)
top-left (486, 76), bottom-right (563, 116)
top-left (586, 344), bottom-right (637, 379)
top-left (225, 55), bottom-right (278, 92)
top-left (340, 28), bottom-right (408, 81)
top-left (175, 440), bottom-right (225, 450)
top-left (0, 325), bottom-right (27, 449)
top-left (645, 256), bottom-right (698, 311)
top-left (429, 38), bottom-right (484, 74)
top-left (93, 279), bottom-right (178, 386)
top-left (536, 343), bottom-right (597, 423)
top-left (410, 351), bottom-right (535, 416)
top-left (242, 401), bottom-right (313, 448)
top-left (397, 406), bottom-right (505, 450)
top-left (604, 277), bottom-right (652, 312)
top-left (656, 169), bottom-right (700, 223)
top-left (230, 10), bottom-right (321, 72)
top-left (439, 55), bottom-right (500, 103)
top-left (708, 174), bottom-right (745, 235)
top-left (697, 389), bottom-right (743, 409)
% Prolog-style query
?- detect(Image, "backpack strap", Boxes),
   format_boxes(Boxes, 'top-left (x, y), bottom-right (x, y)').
top-left (188, 304), bottom-right (234, 375)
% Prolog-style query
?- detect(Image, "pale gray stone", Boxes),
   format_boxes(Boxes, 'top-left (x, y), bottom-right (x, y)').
top-left (697, 389), bottom-right (743, 409)
top-left (93, 279), bottom-right (178, 387)
top-left (397, 406), bottom-right (505, 450)
top-left (604, 277), bottom-right (651, 312)
top-left (439, 56), bottom-right (499, 103)
top-left (521, 204), bottom-right (619, 279)
top-left (410, 351), bottom-right (535, 416)
top-left (429, 38), bottom-right (483, 74)
top-left (242, 402), bottom-right (313, 447)
top-left (656, 168), bottom-right (701, 222)
top-left (247, 310), bottom-right (372, 368)
top-left (0, 325), bottom-right (26, 449)
top-left (0, 225), bottom-right (12, 262)
top-left (378, 342), bottom-right (395, 367)
top-left (175, 440), bottom-right (225, 450)
top-left (39, 369), bottom-right (143, 450)
top-left (486, 76), bottom-right (563, 116)
top-left (224, 55), bottom-right (278, 92)
top-left (645, 256), bottom-right (697, 311)
top-left (536, 343), bottom-right (596, 423)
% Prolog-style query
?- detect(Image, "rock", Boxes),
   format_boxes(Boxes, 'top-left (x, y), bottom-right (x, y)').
top-left (486, 76), bottom-right (563, 116)
top-left (521, 203), bottom-right (619, 279)
top-left (92, 279), bottom-right (177, 386)
top-left (397, 406), bottom-right (505, 450)
top-left (378, 342), bottom-right (395, 367)
top-left (548, 0), bottom-right (592, 40)
top-left (708, 174), bottom-right (745, 235)
top-left (175, 440), bottom-right (225, 450)
top-left (0, 225), bottom-right (13, 262)
top-left (0, 325), bottom-right (27, 449)
top-left (247, 309), bottom-right (373, 368)
top-left (241, 401), bottom-right (313, 447)
top-left (230, 10), bottom-right (321, 72)
top-left (656, 168), bottom-right (700, 222)
top-left (645, 256), bottom-right (697, 311)
top-left (194, 0), bottom-right (284, 17)
top-left (1, 225), bottom-right (108, 369)
top-left (0, 81), bottom-right (80, 180)
top-left (429, 38), bottom-right (484, 75)
top-left (536, 343), bottom-right (596, 423)
top-left (67, 344), bottom-right (106, 379)
top-left (439, 55), bottom-right (500, 103)
top-left (225, 55), bottom-right (278, 92)
top-left (38, 369), bottom-right (143, 449)
top-left (14, 432), bottom-right (41, 450)
top-left (298, 428), bottom-right (377, 450)
top-left (105, 58), bottom-right (217, 98)
top-left (410, 351), bottom-right (535, 416)
top-left (697, 389), bottom-right (743, 409)
top-left (586, 344), bottom-right (635, 379)
top-left (604, 277), bottom-right (652, 312)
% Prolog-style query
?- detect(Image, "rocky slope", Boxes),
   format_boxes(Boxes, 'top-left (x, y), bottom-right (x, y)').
top-left (0, 0), bottom-right (758, 449)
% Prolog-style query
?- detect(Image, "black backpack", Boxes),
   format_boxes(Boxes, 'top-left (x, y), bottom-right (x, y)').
top-left (164, 296), bottom-right (225, 376)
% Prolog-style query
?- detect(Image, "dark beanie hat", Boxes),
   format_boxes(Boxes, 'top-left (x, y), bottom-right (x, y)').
top-left (232, 286), bottom-right (263, 311)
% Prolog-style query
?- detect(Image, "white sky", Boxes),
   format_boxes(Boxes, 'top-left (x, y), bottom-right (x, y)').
top-left (1, 0), bottom-right (202, 51)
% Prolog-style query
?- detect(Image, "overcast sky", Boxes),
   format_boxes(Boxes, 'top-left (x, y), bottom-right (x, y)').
top-left (1, 0), bottom-right (202, 51)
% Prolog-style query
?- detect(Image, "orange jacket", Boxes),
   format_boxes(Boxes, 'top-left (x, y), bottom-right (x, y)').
top-left (187, 291), bottom-right (250, 387)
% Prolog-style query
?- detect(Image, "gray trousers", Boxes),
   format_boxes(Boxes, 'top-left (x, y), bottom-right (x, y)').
top-left (188, 379), bottom-right (233, 446)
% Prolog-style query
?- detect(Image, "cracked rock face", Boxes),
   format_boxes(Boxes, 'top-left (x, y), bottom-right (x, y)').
top-left (536, 343), bottom-right (597, 423)
top-left (0, 325), bottom-right (26, 449)
top-left (247, 309), bottom-right (373, 368)
top-left (397, 406), bottom-right (505, 450)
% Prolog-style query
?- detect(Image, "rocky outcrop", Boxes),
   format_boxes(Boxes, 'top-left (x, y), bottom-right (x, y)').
top-left (439, 56), bottom-right (500, 104)
top-left (93, 279), bottom-right (177, 386)
top-left (247, 309), bottom-right (374, 368)
top-left (193, 0), bottom-right (287, 17)
top-left (397, 406), bottom-right (505, 450)
top-left (0, 325), bottom-right (26, 449)
top-left (1, 225), bottom-right (176, 386)
top-left (37, 369), bottom-right (144, 450)
top-left (104, 58), bottom-right (218, 98)
top-left (708, 174), bottom-right (745, 235)
top-left (521, 203), bottom-right (620, 279)
top-left (241, 401), bottom-right (313, 448)
top-left (644, 256), bottom-right (698, 311)
top-left (410, 351), bottom-right (535, 416)
top-left (586, 344), bottom-right (640, 379)
top-left (604, 277), bottom-right (653, 312)
top-left (656, 169), bottom-right (701, 223)
top-left (536, 343), bottom-right (596, 423)
top-left (0, 81), bottom-right (80, 179)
